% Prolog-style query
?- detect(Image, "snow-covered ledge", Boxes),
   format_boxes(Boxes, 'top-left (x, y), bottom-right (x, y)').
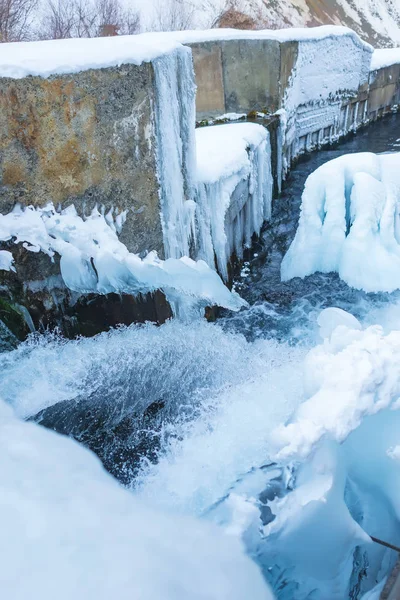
top-left (195, 123), bottom-right (273, 281)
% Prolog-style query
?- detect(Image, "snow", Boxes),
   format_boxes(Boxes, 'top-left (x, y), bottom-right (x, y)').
top-left (0, 394), bottom-right (273, 600)
top-left (0, 33), bottom-right (183, 79)
top-left (196, 123), bottom-right (269, 184)
top-left (168, 25), bottom-right (371, 48)
top-left (259, 313), bottom-right (400, 596)
top-left (317, 307), bottom-right (362, 340)
top-left (0, 203), bottom-right (247, 317)
top-left (216, 113), bottom-right (247, 122)
top-left (0, 26), bottom-right (371, 81)
top-left (371, 48), bottom-right (400, 71)
top-left (195, 123), bottom-right (273, 280)
top-left (0, 250), bottom-right (14, 272)
top-left (281, 152), bottom-right (400, 293)
top-left (274, 320), bottom-right (400, 460)
top-left (136, 0), bottom-right (400, 47)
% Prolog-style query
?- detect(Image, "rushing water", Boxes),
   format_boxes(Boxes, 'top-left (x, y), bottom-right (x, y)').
top-left (2, 115), bottom-right (400, 598)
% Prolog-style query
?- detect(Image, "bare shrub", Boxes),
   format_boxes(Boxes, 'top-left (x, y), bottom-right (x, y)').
top-left (216, 7), bottom-right (258, 30)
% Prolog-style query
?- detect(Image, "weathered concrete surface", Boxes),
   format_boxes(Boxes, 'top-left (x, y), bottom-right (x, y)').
top-left (368, 64), bottom-right (400, 119)
top-left (0, 63), bottom-right (163, 256)
top-left (0, 60), bottom-right (178, 337)
top-left (191, 38), bottom-right (282, 119)
top-left (221, 39), bottom-right (281, 114)
top-left (191, 42), bottom-right (225, 116)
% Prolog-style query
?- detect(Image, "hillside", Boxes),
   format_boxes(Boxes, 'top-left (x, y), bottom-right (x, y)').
top-left (243, 0), bottom-right (400, 48)
top-left (137, 0), bottom-right (400, 48)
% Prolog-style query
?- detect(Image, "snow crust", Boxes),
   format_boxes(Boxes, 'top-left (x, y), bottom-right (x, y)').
top-left (0, 33), bottom-right (183, 79)
top-left (195, 123), bottom-right (273, 280)
top-left (0, 203), bottom-right (246, 317)
top-left (371, 48), bottom-right (400, 71)
top-left (0, 26), bottom-right (370, 81)
top-left (282, 152), bottom-right (400, 293)
top-left (170, 25), bottom-right (371, 49)
top-left (0, 393), bottom-right (273, 600)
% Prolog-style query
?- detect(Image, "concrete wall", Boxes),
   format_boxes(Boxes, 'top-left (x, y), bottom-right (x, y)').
top-left (368, 63), bottom-right (400, 120)
top-left (190, 32), bottom-right (377, 173)
top-left (0, 63), bottom-right (164, 256)
top-left (191, 39), bottom-right (295, 119)
top-left (2, 31), bottom-right (400, 338)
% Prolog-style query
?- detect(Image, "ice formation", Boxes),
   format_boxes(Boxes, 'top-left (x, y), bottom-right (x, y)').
top-left (257, 315), bottom-right (400, 598)
top-left (195, 123), bottom-right (273, 280)
top-left (153, 47), bottom-right (197, 259)
top-left (281, 152), bottom-right (400, 293)
top-left (134, 311), bottom-right (400, 599)
top-left (281, 30), bottom-right (372, 168)
top-left (0, 392), bottom-right (274, 600)
top-left (0, 203), bottom-right (246, 317)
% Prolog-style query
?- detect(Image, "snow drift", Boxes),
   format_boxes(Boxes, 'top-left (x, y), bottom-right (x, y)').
top-left (281, 152), bottom-right (400, 293)
top-left (0, 394), bottom-right (274, 600)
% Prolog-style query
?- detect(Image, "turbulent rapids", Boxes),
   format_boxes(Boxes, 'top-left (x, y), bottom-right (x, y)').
top-left (2, 116), bottom-right (400, 599)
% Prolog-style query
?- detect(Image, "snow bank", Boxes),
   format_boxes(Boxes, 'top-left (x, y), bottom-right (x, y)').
top-left (371, 48), bottom-right (400, 71)
top-left (281, 152), bottom-right (400, 293)
top-left (0, 203), bottom-right (247, 317)
top-left (195, 123), bottom-right (273, 280)
top-left (0, 394), bottom-right (273, 600)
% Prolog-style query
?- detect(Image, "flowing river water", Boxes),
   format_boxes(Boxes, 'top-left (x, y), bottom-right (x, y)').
top-left (2, 115), bottom-right (400, 598)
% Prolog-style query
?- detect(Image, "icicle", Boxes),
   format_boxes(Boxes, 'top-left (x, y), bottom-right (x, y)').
top-left (153, 47), bottom-right (197, 259)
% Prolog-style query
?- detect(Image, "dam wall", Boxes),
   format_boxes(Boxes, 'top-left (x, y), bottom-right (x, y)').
top-left (1, 28), bottom-right (400, 337)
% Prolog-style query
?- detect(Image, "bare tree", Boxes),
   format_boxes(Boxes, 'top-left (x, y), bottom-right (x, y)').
top-left (39, 0), bottom-right (75, 40)
top-left (96, 0), bottom-right (140, 36)
top-left (37, 0), bottom-right (140, 40)
top-left (0, 0), bottom-right (38, 42)
top-left (151, 0), bottom-right (196, 32)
